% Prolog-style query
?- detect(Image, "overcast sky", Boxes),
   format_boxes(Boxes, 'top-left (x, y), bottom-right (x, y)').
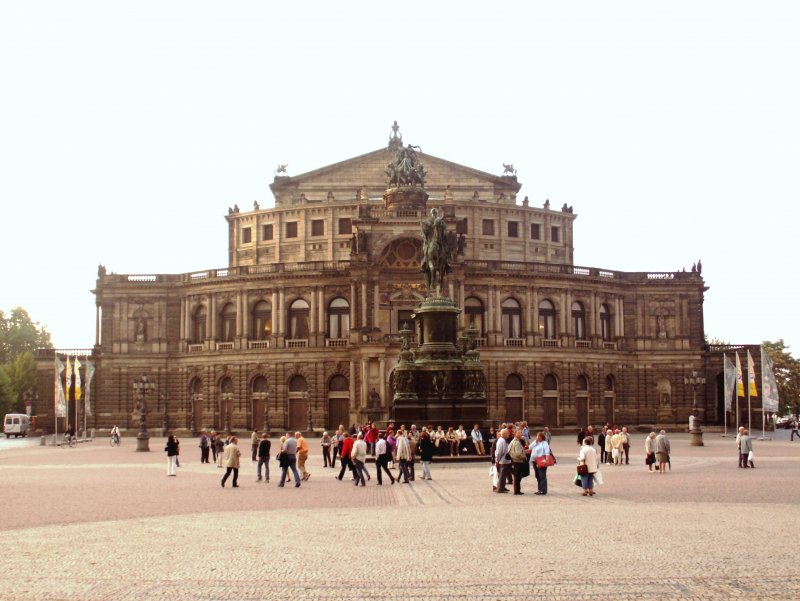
top-left (1, 1), bottom-right (798, 352)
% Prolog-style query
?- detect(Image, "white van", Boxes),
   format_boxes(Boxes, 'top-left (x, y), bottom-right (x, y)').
top-left (3, 414), bottom-right (30, 438)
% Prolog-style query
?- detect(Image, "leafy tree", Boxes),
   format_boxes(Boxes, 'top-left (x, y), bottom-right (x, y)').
top-left (761, 339), bottom-right (800, 416)
top-left (5, 352), bottom-right (38, 412)
top-left (0, 307), bottom-right (53, 365)
top-left (0, 367), bottom-right (15, 417)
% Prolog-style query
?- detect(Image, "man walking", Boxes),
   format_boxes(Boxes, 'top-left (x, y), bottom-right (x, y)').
top-left (279, 432), bottom-right (302, 488)
top-left (509, 428), bottom-right (527, 495)
top-left (375, 433), bottom-right (396, 485)
top-left (740, 428), bottom-right (755, 468)
top-left (736, 426), bottom-right (746, 467)
top-left (337, 433), bottom-right (355, 481)
top-left (791, 419), bottom-right (799, 441)
top-left (494, 428), bottom-right (512, 493)
top-left (296, 431), bottom-right (311, 482)
top-left (256, 433), bottom-right (271, 483)
top-left (351, 432), bottom-right (369, 486)
top-left (220, 436), bottom-right (241, 488)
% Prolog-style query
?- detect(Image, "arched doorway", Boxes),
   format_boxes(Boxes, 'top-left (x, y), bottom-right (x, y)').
top-left (219, 377), bottom-right (233, 431)
top-left (504, 374), bottom-right (523, 422)
top-left (327, 374), bottom-right (349, 430)
top-left (543, 374), bottom-right (559, 426)
top-left (288, 375), bottom-right (308, 431)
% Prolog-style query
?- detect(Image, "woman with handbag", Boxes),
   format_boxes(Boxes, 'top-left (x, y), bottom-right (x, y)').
top-left (577, 437), bottom-right (598, 496)
top-left (531, 431), bottom-right (551, 495)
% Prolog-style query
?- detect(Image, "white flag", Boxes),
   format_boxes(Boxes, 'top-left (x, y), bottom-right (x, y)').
top-left (54, 356), bottom-right (66, 418)
top-left (85, 359), bottom-right (95, 417)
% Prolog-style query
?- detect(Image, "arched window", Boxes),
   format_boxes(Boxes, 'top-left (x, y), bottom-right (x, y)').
top-left (600, 303), bottom-right (612, 341)
top-left (501, 298), bottom-right (522, 339)
top-left (189, 377), bottom-right (202, 396)
top-left (289, 375), bottom-right (308, 393)
top-left (464, 296), bottom-right (485, 336)
top-left (251, 301), bottom-right (272, 340)
top-left (572, 301), bottom-right (586, 340)
top-left (576, 374), bottom-right (589, 391)
top-left (605, 375), bottom-right (615, 392)
top-left (538, 300), bottom-right (556, 339)
top-left (504, 373), bottom-right (524, 422)
top-left (328, 297), bottom-right (350, 339)
top-left (328, 374), bottom-right (348, 392)
top-left (251, 376), bottom-right (268, 393)
top-left (220, 377), bottom-right (233, 395)
top-left (288, 299), bottom-right (310, 339)
top-left (219, 302), bottom-right (236, 342)
top-left (505, 374), bottom-right (523, 391)
top-left (192, 305), bottom-right (206, 343)
top-left (543, 374), bottom-right (559, 391)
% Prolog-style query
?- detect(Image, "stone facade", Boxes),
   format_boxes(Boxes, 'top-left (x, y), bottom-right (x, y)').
top-left (35, 127), bottom-right (746, 434)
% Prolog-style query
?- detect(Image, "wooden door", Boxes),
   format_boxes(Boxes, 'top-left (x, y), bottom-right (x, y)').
top-left (194, 399), bottom-right (204, 431)
top-left (543, 397), bottom-right (558, 427)
top-left (604, 396), bottom-right (614, 425)
top-left (576, 397), bottom-right (588, 427)
top-left (289, 398), bottom-right (307, 432)
top-left (505, 397), bottom-right (523, 423)
top-left (328, 397), bottom-right (349, 430)
top-left (251, 398), bottom-right (264, 431)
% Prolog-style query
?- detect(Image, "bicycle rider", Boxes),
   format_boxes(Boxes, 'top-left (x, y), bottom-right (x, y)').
top-left (110, 425), bottom-right (121, 445)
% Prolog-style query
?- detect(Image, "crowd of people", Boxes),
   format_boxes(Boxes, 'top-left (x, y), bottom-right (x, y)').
top-left (156, 418), bottom-right (759, 496)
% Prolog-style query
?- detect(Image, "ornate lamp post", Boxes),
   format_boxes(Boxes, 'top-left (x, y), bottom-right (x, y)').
top-left (222, 392), bottom-right (232, 434)
top-left (133, 375), bottom-right (156, 452)
top-left (305, 389), bottom-right (312, 433)
top-left (684, 370), bottom-right (706, 447)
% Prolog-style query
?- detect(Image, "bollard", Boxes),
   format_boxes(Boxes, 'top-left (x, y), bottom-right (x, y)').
top-left (40, 436), bottom-right (46, 446)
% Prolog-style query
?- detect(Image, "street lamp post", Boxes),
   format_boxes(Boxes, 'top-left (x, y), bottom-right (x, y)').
top-left (133, 375), bottom-right (156, 452)
top-left (262, 389), bottom-right (271, 434)
top-left (305, 389), bottom-right (312, 433)
top-left (684, 370), bottom-right (706, 447)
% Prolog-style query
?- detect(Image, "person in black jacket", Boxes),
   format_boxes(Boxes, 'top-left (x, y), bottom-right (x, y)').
top-left (597, 428), bottom-right (607, 464)
top-left (419, 431), bottom-right (435, 480)
top-left (165, 435), bottom-right (179, 476)
top-left (256, 433), bottom-right (271, 483)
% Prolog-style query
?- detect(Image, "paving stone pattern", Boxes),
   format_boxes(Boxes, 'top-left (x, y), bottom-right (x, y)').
top-left (0, 432), bottom-right (798, 600)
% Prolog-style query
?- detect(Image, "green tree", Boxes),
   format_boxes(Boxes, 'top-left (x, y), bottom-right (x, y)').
top-left (0, 367), bottom-right (15, 417)
top-left (5, 352), bottom-right (38, 412)
top-left (761, 339), bottom-right (800, 415)
top-left (0, 307), bottom-right (52, 365)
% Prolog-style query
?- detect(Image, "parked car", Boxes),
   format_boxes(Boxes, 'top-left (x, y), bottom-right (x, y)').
top-left (776, 416), bottom-right (795, 429)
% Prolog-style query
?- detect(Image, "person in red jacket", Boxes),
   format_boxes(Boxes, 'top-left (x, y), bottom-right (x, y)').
top-left (337, 434), bottom-right (355, 481)
top-left (366, 423), bottom-right (379, 456)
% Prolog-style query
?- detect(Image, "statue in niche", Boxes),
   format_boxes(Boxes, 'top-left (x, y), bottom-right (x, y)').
top-left (136, 317), bottom-right (146, 342)
top-left (368, 387), bottom-right (381, 407)
top-left (357, 229), bottom-right (367, 254)
top-left (656, 314), bottom-right (667, 339)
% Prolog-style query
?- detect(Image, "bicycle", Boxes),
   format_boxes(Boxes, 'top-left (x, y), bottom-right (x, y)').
top-left (61, 434), bottom-right (77, 448)
top-left (109, 434), bottom-right (121, 447)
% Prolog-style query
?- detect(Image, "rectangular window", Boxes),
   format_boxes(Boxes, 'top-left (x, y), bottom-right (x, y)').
top-left (530, 223), bottom-right (541, 240)
top-left (551, 226), bottom-right (560, 243)
top-left (311, 219), bottom-right (324, 236)
top-left (482, 219), bottom-right (495, 236)
top-left (242, 227), bottom-right (252, 244)
top-left (286, 222), bottom-right (298, 238)
top-left (262, 224), bottom-right (273, 241)
top-left (456, 218), bottom-right (468, 234)
top-left (507, 221), bottom-right (519, 238)
top-left (338, 218), bottom-right (352, 235)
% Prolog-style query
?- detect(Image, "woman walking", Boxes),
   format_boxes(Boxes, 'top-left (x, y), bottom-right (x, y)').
top-left (531, 431), bottom-right (551, 495)
top-left (165, 434), bottom-right (179, 476)
top-left (577, 437), bottom-right (598, 496)
top-left (645, 432), bottom-right (657, 472)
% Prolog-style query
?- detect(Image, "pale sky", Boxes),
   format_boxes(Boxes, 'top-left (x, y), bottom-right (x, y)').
top-left (2, 1), bottom-right (798, 352)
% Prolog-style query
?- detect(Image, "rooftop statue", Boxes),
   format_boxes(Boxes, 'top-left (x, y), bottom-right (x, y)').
top-left (386, 143), bottom-right (426, 188)
top-left (420, 207), bottom-right (451, 292)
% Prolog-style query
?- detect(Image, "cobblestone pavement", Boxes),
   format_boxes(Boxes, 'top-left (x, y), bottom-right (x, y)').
top-left (0, 432), bottom-right (798, 600)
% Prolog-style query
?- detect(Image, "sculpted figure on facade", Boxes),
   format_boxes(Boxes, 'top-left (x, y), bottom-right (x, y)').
top-left (420, 208), bottom-right (451, 292)
top-left (386, 143), bottom-right (426, 188)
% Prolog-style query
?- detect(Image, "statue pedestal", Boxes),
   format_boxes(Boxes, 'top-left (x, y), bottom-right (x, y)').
top-left (136, 433), bottom-right (150, 452)
top-left (689, 427), bottom-right (704, 447)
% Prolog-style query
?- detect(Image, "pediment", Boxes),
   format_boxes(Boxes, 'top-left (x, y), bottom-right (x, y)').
top-left (270, 148), bottom-right (521, 204)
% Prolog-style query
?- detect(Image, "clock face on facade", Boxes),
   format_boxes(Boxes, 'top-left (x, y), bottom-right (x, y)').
top-left (380, 238), bottom-right (421, 269)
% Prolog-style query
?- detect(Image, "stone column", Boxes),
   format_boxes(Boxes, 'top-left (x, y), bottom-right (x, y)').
top-left (96, 302), bottom-right (102, 346)
top-left (278, 289), bottom-right (285, 336)
top-left (207, 296), bottom-right (215, 345)
top-left (373, 282), bottom-right (379, 330)
top-left (361, 282), bottom-right (368, 329)
top-left (350, 282), bottom-right (356, 329)
top-left (271, 291), bottom-right (278, 337)
top-left (349, 361), bottom-right (356, 416)
top-left (379, 357), bottom-right (386, 410)
top-left (240, 290), bottom-right (249, 343)
top-left (310, 287), bottom-right (317, 335)
top-left (617, 297), bottom-right (625, 337)
top-left (487, 286), bottom-right (494, 332)
top-left (360, 359), bottom-right (368, 408)
top-left (318, 288), bottom-right (324, 337)
top-left (458, 280), bottom-right (465, 328)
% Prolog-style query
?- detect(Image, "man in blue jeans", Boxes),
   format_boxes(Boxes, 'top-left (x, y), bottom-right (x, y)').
top-left (278, 432), bottom-right (302, 487)
top-left (256, 433), bottom-right (271, 483)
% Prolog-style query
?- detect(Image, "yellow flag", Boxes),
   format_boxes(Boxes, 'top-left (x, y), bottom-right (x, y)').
top-left (747, 350), bottom-right (758, 397)
top-left (74, 356), bottom-right (82, 400)
top-left (735, 352), bottom-right (744, 397)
